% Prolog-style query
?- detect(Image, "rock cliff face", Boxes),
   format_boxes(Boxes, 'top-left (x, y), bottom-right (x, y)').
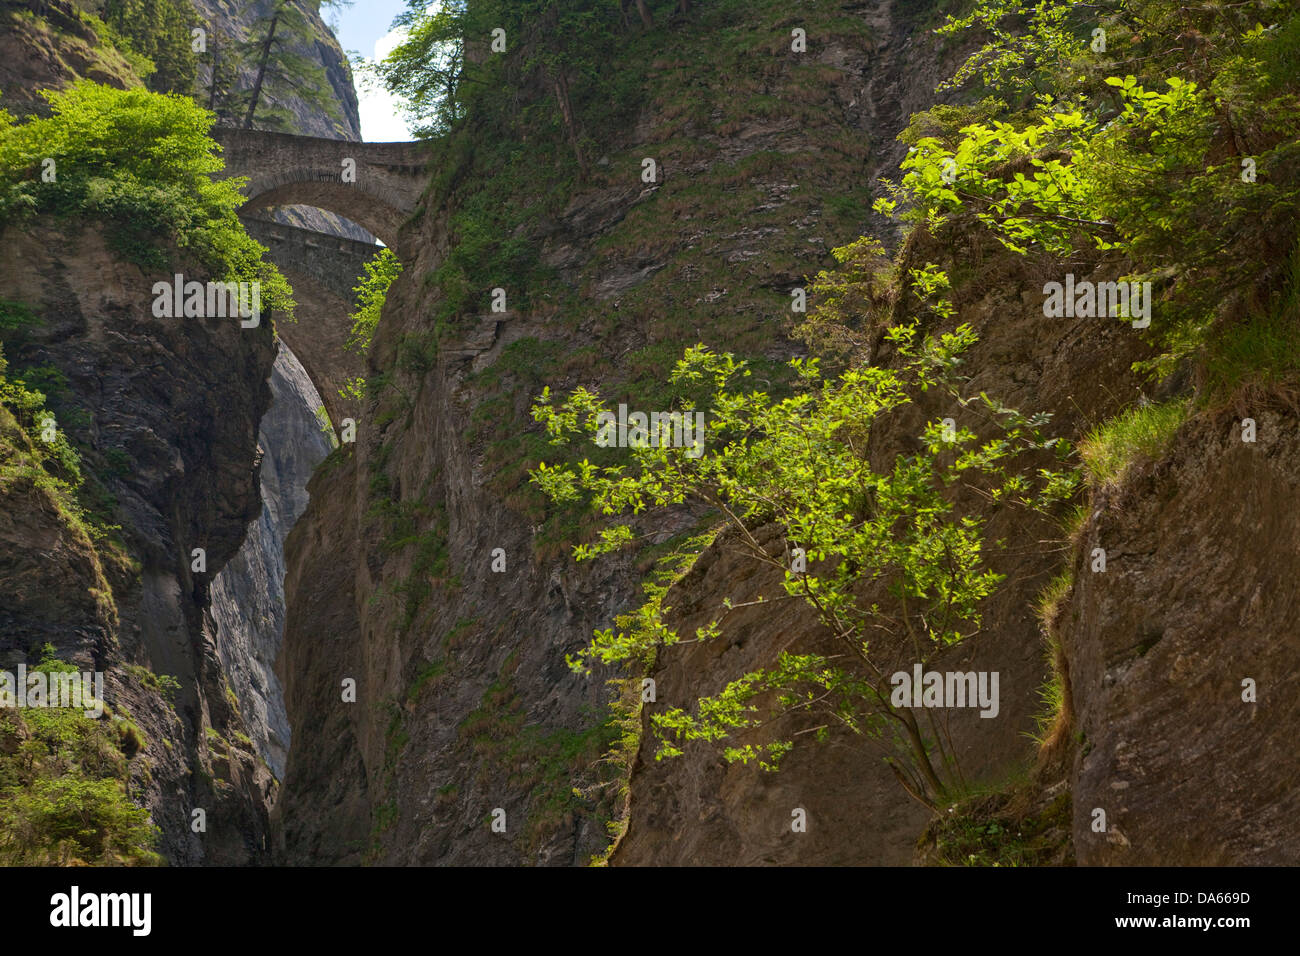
top-left (0, 222), bottom-right (278, 863)
top-left (1064, 408), bottom-right (1300, 865)
top-left (275, 0), bottom-right (1299, 869)
top-left (0, 0), bottom-right (137, 116)
top-left (273, 0), bottom-right (996, 866)
top-left (189, 0), bottom-right (361, 141)
top-left (7, 0), bottom-right (1294, 869)
top-left (609, 239), bottom-right (1151, 864)
top-left (194, 0), bottom-right (369, 788)
top-left (0, 0), bottom-right (366, 862)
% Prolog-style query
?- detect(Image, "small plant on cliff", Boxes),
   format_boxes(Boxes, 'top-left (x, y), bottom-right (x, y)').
top-left (531, 310), bottom-right (1077, 808)
top-left (1077, 399), bottom-right (1187, 490)
top-left (345, 246), bottom-right (403, 355)
top-left (0, 649), bottom-right (160, 866)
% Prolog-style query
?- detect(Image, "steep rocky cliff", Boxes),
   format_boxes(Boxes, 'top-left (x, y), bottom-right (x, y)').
top-left (610, 237), bottom-right (1150, 864)
top-left (0, 222), bottom-right (277, 863)
top-left (196, 0), bottom-right (368, 785)
top-left (274, 0), bottom-right (1300, 869)
top-left (187, 0), bottom-right (371, 855)
top-left (0, 0), bottom-right (366, 862)
top-left (274, 0), bottom-right (990, 865)
top-left (5, 0), bottom-right (1296, 870)
top-left (1063, 408), bottom-right (1300, 865)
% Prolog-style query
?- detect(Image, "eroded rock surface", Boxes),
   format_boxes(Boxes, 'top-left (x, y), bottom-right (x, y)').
top-left (1065, 409), bottom-right (1300, 865)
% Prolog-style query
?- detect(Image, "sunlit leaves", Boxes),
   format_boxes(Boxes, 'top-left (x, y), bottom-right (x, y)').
top-left (530, 327), bottom-right (1076, 798)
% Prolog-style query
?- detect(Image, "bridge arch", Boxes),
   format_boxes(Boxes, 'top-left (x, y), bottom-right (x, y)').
top-left (212, 128), bottom-right (428, 255)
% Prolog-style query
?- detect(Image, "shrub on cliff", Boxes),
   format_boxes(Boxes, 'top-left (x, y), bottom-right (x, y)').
top-left (896, 0), bottom-right (1300, 383)
top-left (0, 647), bottom-right (160, 866)
top-left (0, 80), bottom-right (292, 317)
top-left (531, 291), bottom-right (1078, 807)
top-left (345, 247), bottom-right (403, 355)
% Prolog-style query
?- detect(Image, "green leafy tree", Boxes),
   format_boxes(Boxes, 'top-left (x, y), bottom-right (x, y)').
top-left (378, 2), bottom-right (468, 136)
top-left (206, 38), bottom-right (246, 125)
top-left (883, 2), bottom-right (1300, 379)
top-left (100, 0), bottom-right (201, 95)
top-left (530, 303), bottom-right (1076, 807)
top-left (345, 246), bottom-right (403, 354)
top-left (379, 0), bottom-right (633, 171)
top-left (0, 647), bottom-right (160, 866)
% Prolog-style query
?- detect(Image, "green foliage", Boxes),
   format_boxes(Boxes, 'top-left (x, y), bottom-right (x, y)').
top-left (0, 777), bottom-right (159, 865)
top-left (346, 247), bottom-right (403, 354)
top-left (531, 311), bottom-right (1077, 806)
top-left (936, 0), bottom-right (1086, 100)
top-left (100, 0), bottom-right (201, 95)
top-left (380, 0), bottom-right (631, 143)
top-left (376, 2), bottom-right (466, 136)
top-left (339, 376), bottom-right (367, 403)
top-left (796, 237), bottom-right (898, 363)
top-left (313, 404), bottom-right (335, 441)
top-left (1201, 240), bottom-right (1300, 401)
top-left (0, 299), bottom-right (39, 337)
top-left (377, 1), bottom-right (655, 337)
top-left (1078, 399), bottom-right (1187, 490)
top-left (0, 339), bottom-right (100, 530)
top-left (913, 0), bottom-right (1300, 383)
top-left (0, 649), bottom-right (160, 866)
top-left (0, 365), bottom-right (81, 484)
top-left (924, 788), bottom-right (1073, 866)
top-left (124, 664), bottom-right (181, 702)
top-left (0, 332), bottom-right (132, 575)
top-left (0, 81), bottom-right (293, 317)
top-left (407, 659), bottom-right (447, 702)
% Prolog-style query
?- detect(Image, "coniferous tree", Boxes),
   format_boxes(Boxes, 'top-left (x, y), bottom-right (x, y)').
top-left (206, 41), bottom-right (245, 125)
top-left (235, 0), bottom-right (341, 131)
top-left (100, 0), bottom-right (200, 95)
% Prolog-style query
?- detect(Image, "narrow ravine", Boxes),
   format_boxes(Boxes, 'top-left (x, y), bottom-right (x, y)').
top-left (210, 342), bottom-right (334, 780)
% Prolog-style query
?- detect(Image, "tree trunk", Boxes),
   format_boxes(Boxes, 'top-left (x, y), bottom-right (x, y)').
top-left (550, 66), bottom-right (589, 181)
top-left (208, 47), bottom-right (220, 111)
top-left (634, 0), bottom-right (654, 28)
top-left (897, 706), bottom-right (946, 804)
top-left (242, 13), bottom-right (279, 130)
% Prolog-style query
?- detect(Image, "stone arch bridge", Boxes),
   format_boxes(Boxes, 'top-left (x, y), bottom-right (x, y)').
top-left (212, 129), bottom-right (429, 424)
top-left (213, 128), bottom-right (428, 253)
